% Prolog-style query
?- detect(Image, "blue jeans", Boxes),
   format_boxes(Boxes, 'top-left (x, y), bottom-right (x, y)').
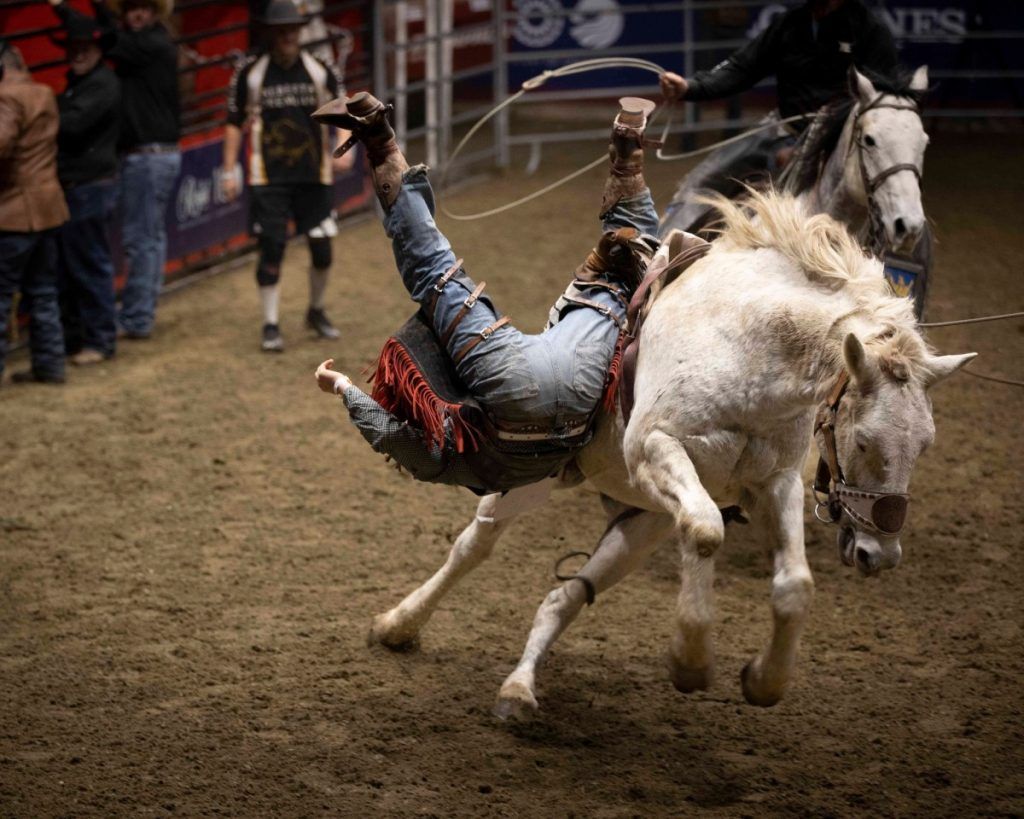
top-left (57, 180), bottom-right (118, 356)
top-left (118, 150), bottom-right (181, 335)
top-left (383, 166), bottom-right (658, 424)
top-left (0, 230), bottom-right (65, 380)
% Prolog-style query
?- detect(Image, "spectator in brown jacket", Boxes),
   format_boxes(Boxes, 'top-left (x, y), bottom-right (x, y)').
top-left (0, 40), bottom-right (70, 385)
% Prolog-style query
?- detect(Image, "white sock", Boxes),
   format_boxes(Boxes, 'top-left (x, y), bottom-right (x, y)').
top-left (260, 285), bottom-right (280, 326)
top-left (308, 266), bottom-right (329, 310)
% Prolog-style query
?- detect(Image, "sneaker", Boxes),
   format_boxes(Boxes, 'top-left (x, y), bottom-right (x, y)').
top-left (305, 307), bottom-right (341, 340)
top-left (11, 370), bottom-right (66, 385)
top-left (261, 323), bottom-right (285, 352)
top-left (70, 348), bottom-right (108, 366)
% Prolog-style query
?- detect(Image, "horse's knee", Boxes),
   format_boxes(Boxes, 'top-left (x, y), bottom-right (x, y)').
top-left (683, 515), bottom-right (724, 557)
top-left (771, 573), bottom-right (814, 619)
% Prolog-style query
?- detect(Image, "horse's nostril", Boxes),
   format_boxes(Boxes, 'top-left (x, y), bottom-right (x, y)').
top-left (894, 217), bottom-right (907, 236)
top-left (855, 547), bottom-right (874, 570)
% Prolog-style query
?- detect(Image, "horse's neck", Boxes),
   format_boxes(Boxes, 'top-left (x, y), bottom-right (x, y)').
top-left (808, 108), bottom-right (868, 232)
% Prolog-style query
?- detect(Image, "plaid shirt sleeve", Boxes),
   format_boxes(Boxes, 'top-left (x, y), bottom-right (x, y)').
top-left (340, 386), bottom-right (479, 487)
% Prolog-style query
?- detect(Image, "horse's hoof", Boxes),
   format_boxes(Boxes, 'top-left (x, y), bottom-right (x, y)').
top-left (366, 614), bottom-right (420, 652)
top-left (669, 662), bottom-right (713, 694)
top-left (740, 659), bottom-right (782, 707)
top-left (493, 681), bottom-right (538, 721)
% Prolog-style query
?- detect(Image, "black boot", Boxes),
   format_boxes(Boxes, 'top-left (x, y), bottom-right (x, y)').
top-left (313, 92), bottom-right (409, 208)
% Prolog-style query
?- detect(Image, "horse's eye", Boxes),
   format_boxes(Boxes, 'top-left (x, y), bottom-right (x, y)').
top-left (864, 135), bottom-right (876, 148)
top-left (856, 439), bottom-right (868, 453)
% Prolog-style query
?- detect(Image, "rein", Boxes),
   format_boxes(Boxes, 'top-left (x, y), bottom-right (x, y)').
top-left (812, 370), bottom-right (911, 537)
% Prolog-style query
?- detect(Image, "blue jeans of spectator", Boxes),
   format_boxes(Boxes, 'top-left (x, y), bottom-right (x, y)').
top-left (0, 230), bottom-right (65, 381)
top-left (118, 150), bottom-right (181, 335)
top-left (58, 179), bottom-right (118, 356)
top-left (383, 166), bottom-right (658, 424)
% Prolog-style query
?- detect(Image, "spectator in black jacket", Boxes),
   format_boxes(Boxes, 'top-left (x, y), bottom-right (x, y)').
top-left (88, 0), bottom-right (181, 340)
top-left (658, 0), bottom-right (898, 233)
top-left (49, 5), bottom-right (121, 365)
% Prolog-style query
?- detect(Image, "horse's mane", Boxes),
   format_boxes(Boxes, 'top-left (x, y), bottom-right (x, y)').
top-left (706, 188), bottom-right (930, 381)
top-left (785, 68), bottom-right (927, 196)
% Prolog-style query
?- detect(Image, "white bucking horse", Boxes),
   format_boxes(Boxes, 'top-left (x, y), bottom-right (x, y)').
top-left (367, 189), bottom-right (974, 718)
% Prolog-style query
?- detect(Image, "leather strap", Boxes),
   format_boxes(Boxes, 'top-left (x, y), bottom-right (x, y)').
top-left (559, 294), bottom-right (624, 329)
top-left (618, 241), bottom-right (712, 424)
top-left (425, 258), bottom-right (464, 323)
top-left (440, 281), bottom-right (486, 348)
top-left (453, 316), bottom-right (511, 365)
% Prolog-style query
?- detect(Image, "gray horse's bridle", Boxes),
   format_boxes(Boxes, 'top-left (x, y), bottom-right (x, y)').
top-left (848, 94), bottom-right (924, 254)
top-left (812, 370), bottom-right (911, 537)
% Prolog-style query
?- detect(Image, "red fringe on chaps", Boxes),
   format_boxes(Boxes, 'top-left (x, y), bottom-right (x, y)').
top-left (370, 338), bottom-right (484, 454)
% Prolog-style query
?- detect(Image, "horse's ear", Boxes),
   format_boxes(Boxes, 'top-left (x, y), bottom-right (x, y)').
top-left (910, 65), bottom-right (929, 92)
top-left (843, 333), bottom-right (878, 387)
top-left (923, 352), bottom-right (977, 388)
top-left (849, 67), bottom-right (876, 104)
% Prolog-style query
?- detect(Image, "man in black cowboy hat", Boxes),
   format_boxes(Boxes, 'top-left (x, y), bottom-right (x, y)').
top-left (51, 0), bottom-right (181, 340)
top-left (223, 0), bottom-right (350, 353)
top-left (49, 4), bottom-right (122, 365)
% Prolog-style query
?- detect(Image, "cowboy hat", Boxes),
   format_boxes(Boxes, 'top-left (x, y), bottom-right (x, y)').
top-left (51, 7), bottom-right (117, 51)
top-left (106, 0), bottom-right (174, 19)
top-left (260, 0), bottom-right (309, 27)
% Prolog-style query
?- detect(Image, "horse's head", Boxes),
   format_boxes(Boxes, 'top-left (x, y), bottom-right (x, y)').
top-left (849, 67), bottom-right (930, 254)
top-left (816, 332), bottom-right (975, 576)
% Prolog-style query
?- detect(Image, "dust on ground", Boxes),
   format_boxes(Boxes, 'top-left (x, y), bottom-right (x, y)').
top-left (1, 133), bottom-right (1022, 817)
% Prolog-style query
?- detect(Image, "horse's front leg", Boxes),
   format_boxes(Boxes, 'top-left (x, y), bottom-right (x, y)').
top-left (369, 493), bottom-right (514, 649)
top-left (494, 507), bottom-right (673, 720)
top-left (741, 469), bottom-right (814, 706)
top-left (626, 429), bottom-right (725, 693)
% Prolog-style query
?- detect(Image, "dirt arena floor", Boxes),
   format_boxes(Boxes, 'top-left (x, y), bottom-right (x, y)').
top-left (2, 130), bottom-right (1022, 817)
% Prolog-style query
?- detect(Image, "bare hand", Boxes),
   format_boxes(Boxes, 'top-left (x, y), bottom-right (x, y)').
top-left (48, 0), bottom-right (64, 6)
top-left (222, 171), bottom-right (240, 202)
top-left (660, 71), bottom-right (688, 102)
top-left (315, 358), bottom-right (352, 394)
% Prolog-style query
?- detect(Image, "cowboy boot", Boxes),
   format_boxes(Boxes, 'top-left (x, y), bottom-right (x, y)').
top-left (600, 96), bottom-right (657, 217)
top-left (312, 91), bottom-right (409, 208)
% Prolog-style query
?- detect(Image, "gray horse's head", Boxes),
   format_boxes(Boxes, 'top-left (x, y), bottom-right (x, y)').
top-left (821, 332), bottom-right (974, 576)
top-left (849, 66), bottom-right (931, 254)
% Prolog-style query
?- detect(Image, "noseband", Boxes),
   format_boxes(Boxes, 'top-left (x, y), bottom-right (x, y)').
top-left (812, 371), bottom-right (911, 537)
top-left (849, 94), bottom-right (923, 255)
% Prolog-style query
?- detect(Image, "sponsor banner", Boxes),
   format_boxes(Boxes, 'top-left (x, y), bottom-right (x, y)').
top-left (507, 0), bottom-right (1021, 106)
top-left (508, 0), bottom-right (685, 87)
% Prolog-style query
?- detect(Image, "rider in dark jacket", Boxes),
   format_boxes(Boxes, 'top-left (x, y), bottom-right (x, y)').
top-left (659, 0), bottom-right (897, 233)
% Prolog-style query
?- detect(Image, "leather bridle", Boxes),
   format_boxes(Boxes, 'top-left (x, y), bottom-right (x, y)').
top-left (848, 94), bottom-right (923, 255)
top-left (812, 370), bottom-right (911, 537)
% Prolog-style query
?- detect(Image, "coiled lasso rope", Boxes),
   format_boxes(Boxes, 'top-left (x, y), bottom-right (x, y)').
top-left (438, 57), bottom-right (809, 222)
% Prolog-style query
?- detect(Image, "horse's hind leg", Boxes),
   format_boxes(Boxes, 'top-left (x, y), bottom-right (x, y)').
top-left (740, 470), bottom-right (814, 706)
top-left (626, 429), bottom-right (725, 693)
top-left (369, 493), bottom-right (514, 649)
top-left (494, 506), bottom-right (673, 720)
